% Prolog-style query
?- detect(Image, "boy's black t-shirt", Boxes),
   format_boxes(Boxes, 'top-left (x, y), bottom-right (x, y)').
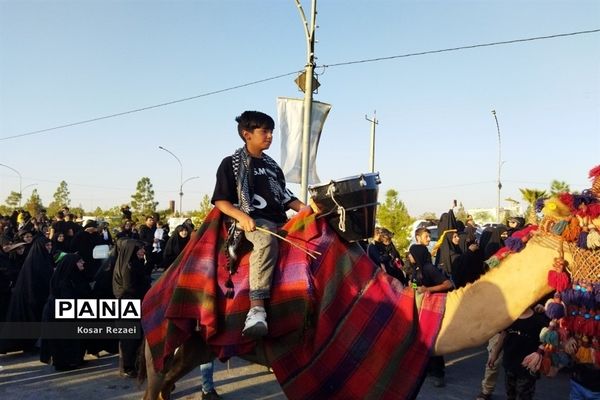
top-left (502, 312), bottom-right (547, 374)
top-left (420, 263), bottom-right (448, 288)
top-left (211, 155), bottom-right (295, 224)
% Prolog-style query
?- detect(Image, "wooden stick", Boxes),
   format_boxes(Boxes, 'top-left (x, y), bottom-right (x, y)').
top-left (255, 226), bottom-right (321, 259)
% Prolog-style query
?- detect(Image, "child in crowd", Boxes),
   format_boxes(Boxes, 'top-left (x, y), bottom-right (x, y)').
top-left (153, 221), bottom-right (164, 253)
top-left (487, 306), bottom-right (548, 400)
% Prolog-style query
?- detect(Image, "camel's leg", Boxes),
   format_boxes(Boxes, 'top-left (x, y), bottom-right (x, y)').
top-left (160, 336), bottom-right (213, 398)
top-left (141, 339), bottom-right (167, 400)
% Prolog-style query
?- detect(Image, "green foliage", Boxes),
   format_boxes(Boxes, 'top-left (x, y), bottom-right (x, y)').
top-left (472, 210), bottom-right (494, 223)
top-left (0, 205), bottom-right (14, 215)
top-left (519, 188), bottom-right (547, 224)
top-left (454, 202), bottom-right (468, 222)
top-left (418, 211), bottom-right (437, 220)
top-left (549, 180), bottom-right (571, 196)
top-left (47, 180), bottom-right (71, 217)
top-left (130, 177), bottom-right (158, 219)
top-left (376, 189), bottom-right (414, 253)
top-left (188, 194), bottom-right (213, 224)
top-left (4, 191), bottom-right (21, 209)
top-left (23, 189), bottom-right (44, 217)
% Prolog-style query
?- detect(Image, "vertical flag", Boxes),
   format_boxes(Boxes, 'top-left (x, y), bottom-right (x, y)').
top-left (277, 97), bottom-right (332, 184)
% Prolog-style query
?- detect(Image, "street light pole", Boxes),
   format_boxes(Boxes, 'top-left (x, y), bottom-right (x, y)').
top-left (492, 110), bottom-right (503, 223)
top-left (180, 176), bottom-right (200, 213)
top-left (158, 146), bottom-right (183, 215)
top-left (0, 163), bottom-right (22, 207)
top-left (365, 111), bottom-right (378, 173)
top-left (294, 0), bottom-right (317, 203)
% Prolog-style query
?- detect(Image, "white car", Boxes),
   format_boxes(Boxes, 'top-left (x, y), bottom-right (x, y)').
top-left (408, 219), bottom-right (439, 253)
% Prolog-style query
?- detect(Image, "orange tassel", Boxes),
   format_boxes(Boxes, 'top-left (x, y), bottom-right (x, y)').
top-left (540, 353), bottom-right (552, 375)
top-left (561, 217), bottom-right (581, 242)
top-left (575, 337), bottom-right (593, 363)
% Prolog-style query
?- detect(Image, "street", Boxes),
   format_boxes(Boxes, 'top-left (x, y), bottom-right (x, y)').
top-left (0, 345), bottom-right (571, 399)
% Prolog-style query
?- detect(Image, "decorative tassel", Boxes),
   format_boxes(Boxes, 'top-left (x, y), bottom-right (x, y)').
top-left (595, 313), bottom-right (600, 338)
top-left (589, 164), bottom-right (600, 197)
top-left (561, 217), bottom-right (581, 242)
top-left (540, 352), bottom-right (552, 376)
top-left (540, 320), bottom-right (560, 347)
top-left (225, 276), bottom-right (234, 299)
top-left (577, 231), bottom-right (589, 249)
top-left (574, 307), bottom-right (586, 335)
top-left (553, 351), bottom-right (571, 368)
top-left (543, 197), bottom-right (572, 219)
top-left (558, 319), bottom-right (571, 343)
top-left (551, 219), bottom-right (569, 235)
top-left (545, 295), bottom-right (566, 320)
top-left (581, 283), bottom-right (595, 310)
top-left (558, 192), bottom-right (575, 211)
top-left (485, 256), bottom-right (500, 268)
top-left (564, 337), bottom-right (578, 355)
top-left (575, 336), bottom-right (593, 363)
top-left (583, 310), bottom-right (596, 337)
top-left (505, 237), bottom-right (525, 252)
top-left (587, 229), bottom-right (600, 249)
top-left (547, 258), bottom-right (570, 292)
top-left (522, 345), bottom-right (544, 373)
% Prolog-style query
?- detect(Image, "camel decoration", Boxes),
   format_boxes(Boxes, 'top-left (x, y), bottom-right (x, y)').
top-left (138, 205), bottom-right (571, 400)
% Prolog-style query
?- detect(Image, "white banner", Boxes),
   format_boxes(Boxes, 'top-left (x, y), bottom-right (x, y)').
top-left (277, 97), bottom-right (332, 184)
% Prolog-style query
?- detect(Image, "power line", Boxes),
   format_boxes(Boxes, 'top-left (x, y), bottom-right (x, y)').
top-left (1, 28), bottom-right (598, 142)
top-left (0, 71), bottom-right (300, 142)
top-left (322, 29), bottom-right (600, 68)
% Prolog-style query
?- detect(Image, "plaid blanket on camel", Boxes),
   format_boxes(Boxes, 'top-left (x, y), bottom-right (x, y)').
top-left (141, 207), bottom-right (446, 400)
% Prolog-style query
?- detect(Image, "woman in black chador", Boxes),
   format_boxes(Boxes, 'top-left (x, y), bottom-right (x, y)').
top-left (0, 235), bottom-right (54, 353)
top-left (40, 253), bottom-right (91, 370)
top-left (112, 238), bottom-right (150, 377)
top-left (162, 225), bottom-right (191, 270)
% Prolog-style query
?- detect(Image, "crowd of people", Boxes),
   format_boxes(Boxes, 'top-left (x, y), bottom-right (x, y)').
top-left (366, 210), bottom-right (600, 400)
top-left (0, 206), bottom-right (222, 399)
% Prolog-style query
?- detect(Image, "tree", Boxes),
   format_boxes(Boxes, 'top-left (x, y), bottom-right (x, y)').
top-left (130, 177), bottom-right (158, 218)
top-left (189, 194), bottom-right (214, 225)
top-left (519, 188), bottom-right (547, 225)
top-left (418, 211), bottom-right (438, 220)
top-left (47, 180), bottom-right (71, 216)
top-left (472, 210), bottom-right (494, 224)
top-left (23, 189), bottom-right (45, 217)
top-left (549, 180), bottom-right (571, 196)
top-left (4, 191), bottom-right (21, 209)
top-left (376, 189), bottom-right (414, 253)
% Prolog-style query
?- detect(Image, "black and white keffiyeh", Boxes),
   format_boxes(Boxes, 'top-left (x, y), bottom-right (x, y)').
top-left (231, 146), bottom-right (292, 214)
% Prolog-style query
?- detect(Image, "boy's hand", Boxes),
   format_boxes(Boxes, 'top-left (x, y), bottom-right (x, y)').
top-left (238, 214), bottom-right (256, 232)
top-left (417, 286), bottom-right (429, 294)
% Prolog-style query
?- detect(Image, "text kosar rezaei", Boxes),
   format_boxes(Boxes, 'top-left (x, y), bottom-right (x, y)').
top-left (54, 299), bottom-right (141, 319)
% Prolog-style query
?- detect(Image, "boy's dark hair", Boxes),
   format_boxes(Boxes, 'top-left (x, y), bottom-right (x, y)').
top-left (235, 111), bottom-right (275, 141)
top-left (414, 227), bottom-right (430, 238)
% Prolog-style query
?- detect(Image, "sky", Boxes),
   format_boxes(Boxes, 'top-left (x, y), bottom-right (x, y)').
top-left (1, 0), bottom-right (599, 219)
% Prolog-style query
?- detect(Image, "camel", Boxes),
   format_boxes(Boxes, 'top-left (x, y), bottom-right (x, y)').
top-left (138, 209), bottom-right (567, 400)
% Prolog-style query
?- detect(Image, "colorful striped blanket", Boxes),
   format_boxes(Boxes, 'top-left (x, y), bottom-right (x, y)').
top-left (142, 207), bottom-right (446, 399)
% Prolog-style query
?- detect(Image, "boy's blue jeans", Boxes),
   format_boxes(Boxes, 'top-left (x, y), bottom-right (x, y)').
top-left (244, 219), bottom-right (279, 301)
top-left (571, 379), bottom-right (600, 400)
top-left (200, 361), bottom-right (215, 393)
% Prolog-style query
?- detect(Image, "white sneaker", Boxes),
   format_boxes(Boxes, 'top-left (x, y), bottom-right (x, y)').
top-left (242, 306), bottom-right (268, 337)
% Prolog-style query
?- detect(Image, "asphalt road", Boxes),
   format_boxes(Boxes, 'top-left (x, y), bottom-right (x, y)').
top-left (0, 345), bottom-right (571, 399)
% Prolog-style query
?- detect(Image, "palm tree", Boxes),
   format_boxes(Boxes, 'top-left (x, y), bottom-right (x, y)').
top-left (519, 188), bottom-right (547, 224)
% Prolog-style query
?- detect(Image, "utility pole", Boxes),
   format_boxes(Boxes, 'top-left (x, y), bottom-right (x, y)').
top-left (492, 110), bottom-right (503, 223)
top-left (365, 112), bottom-right (378, 173)
top-left (294, 0), bottom-right (317, 203)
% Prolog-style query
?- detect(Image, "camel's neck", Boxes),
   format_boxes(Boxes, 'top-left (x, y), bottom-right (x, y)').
top-left (433, 234), bottom-right (568, 355)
